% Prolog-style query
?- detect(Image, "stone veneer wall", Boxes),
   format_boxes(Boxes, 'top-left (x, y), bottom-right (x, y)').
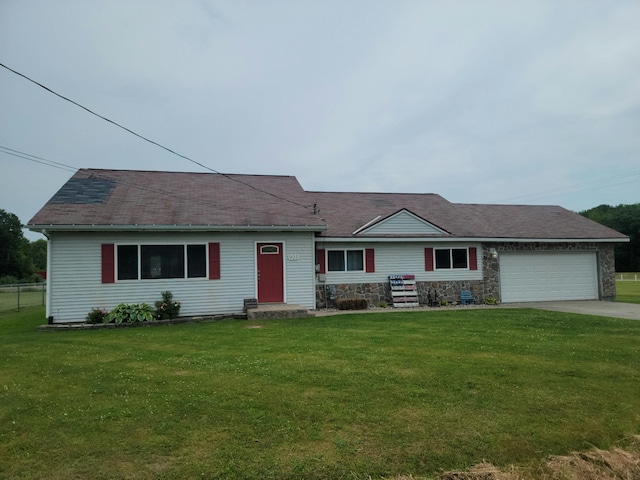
top-left (316, 282), bottom-right (391, 309)
top-left (314, 242), bottom-right (617, 308)
top-left (315, 280), bottom-right (485, 308)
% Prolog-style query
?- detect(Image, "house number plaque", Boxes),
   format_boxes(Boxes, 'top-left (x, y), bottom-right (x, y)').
top-left (287, 254), bottom-right (300, 261)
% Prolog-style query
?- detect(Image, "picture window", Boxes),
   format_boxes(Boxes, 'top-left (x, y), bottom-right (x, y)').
top-left (117, 244), bottom-right (207, 280)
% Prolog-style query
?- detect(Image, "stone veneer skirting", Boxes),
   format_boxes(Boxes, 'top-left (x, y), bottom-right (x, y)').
top-left (315, 280), bottom-right (485, 308)
top-left (315, 242), bottom-right (617, 308)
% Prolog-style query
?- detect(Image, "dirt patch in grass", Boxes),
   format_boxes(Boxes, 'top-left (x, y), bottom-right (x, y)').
top-left (439, 462), bottom-right (521, 479)
top-left (438, 437), bottom-right (640, 480)
top-left (540, 443), bottom-right (640, 480)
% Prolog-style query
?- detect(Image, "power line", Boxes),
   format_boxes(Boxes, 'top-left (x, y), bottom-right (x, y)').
top-left (0, 145), bottom-right (77, 173)
top-left (0, 61), bottom-right (316, 213)
top-left (494, 170), bottom-right (640, 204)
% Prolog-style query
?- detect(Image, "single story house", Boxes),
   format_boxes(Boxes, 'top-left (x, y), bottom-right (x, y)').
top-left (28, 169), bottom-right (629, 323)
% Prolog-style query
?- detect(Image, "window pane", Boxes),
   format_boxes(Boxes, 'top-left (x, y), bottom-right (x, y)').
top-left (260, 245), bottom-right (279, 254)
top-left (452, 249), bottom-right (468, 269)
top-left (117, 245), bottom-right (138, 280)
top-left (141, 245), bottom-right (184, 279)
top-left (435, 249), bottom-right (451, 269)
top-left (346, 250), bottom-right (363, 271)
top-left (327, 251), bottom-right (345, 271)
top-left (187, 245), bottom-right (206, 278)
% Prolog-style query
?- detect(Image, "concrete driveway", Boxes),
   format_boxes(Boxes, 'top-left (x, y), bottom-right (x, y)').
top-left (508, 300), bottom-right (640, 321)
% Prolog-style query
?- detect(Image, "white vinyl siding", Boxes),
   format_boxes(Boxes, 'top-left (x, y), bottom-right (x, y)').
top-left (500, 251), bottom-right (598, 302)
top-left (360, 210), bottom-right (445, 235)
top-left (47, 231), bottom-right (316, 323)
top-left (319, 242), bottom-right (482, 284)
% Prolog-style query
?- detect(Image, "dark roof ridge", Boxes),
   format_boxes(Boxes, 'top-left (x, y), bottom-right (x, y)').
top-left (78, 168), bottom-right (298, 179)
top-left (454, 202), bottom-right (564, 208)
top-left (308, 190), bottom-right (444, 197)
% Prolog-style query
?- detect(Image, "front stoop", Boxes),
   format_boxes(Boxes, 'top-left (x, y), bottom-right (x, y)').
top-left (246, 303), bottom-right (314, 320)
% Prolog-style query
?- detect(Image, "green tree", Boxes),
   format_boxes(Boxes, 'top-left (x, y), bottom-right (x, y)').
top-left (29, 239), bottom-right (47, 272)
top-left (0, 209), bottom-right (33, 281)
top-left (580, 203), bottom-right (640, 272)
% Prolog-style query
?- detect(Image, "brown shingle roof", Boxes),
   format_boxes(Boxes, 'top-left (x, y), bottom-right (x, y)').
top-left (310, 192), bottom-right (628, 240)
top-left (29, 169), bottom-right (628, 241)
top-left (29, 169), bottom-right (326, 229)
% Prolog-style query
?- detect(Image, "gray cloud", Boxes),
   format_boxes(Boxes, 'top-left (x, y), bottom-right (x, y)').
top-left (1, 0), bottom-right (639, 240)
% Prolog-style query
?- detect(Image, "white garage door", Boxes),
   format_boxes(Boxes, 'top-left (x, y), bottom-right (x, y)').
top-left (500, 251), bottom-right (599, 303)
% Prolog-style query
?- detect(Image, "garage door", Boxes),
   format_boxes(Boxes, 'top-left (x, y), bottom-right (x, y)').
top-left (500, 251), bottom-right (598, 303)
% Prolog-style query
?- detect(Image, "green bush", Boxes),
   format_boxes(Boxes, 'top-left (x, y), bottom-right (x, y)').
top-left (105, 303), bottom-right (155, 325)
top-left (0, 275), bottom-right (20, 285)
top-left (155, 291), bottom-right (181, 320)
top-left (484, 296), bottom-right (499, 305)
top-left (336, 298), bottom-right (368, 310)
top-left (86, 308), bottom-right (108, 324)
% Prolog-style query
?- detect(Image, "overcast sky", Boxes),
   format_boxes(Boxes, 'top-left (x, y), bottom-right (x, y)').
top-left (1, 1), bottom-right (639, 240)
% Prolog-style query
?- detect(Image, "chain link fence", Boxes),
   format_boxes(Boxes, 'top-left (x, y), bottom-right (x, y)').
top-left (0, 283), bottom-right (47, 314)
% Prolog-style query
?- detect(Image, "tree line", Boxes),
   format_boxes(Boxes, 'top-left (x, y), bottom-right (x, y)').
top-left (0, 209), bottom-right (47, 284)
top-left (580, 203), bottom-right (640, 272)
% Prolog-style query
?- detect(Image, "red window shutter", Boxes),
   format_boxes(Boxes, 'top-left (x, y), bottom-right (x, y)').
top-left (316, 249), bottom-right (326, 274)
top-left (469, 247), bottom-right (478, 271)
top-left (365, 248), bottom-right (375, 273)
top-left (101, 244), bottom-right (115, 283)
top-left (425, 247), bottom-right (434, 271)
top-left (208, 242), bottom-right (221, 280)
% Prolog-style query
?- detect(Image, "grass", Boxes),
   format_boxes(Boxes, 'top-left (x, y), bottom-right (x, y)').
top-left (0, 289), bottom-right (46, 313)
top-left (1, 307), bottom-right (640, 479)
top-left (617, 276), bottom-right (640, 304)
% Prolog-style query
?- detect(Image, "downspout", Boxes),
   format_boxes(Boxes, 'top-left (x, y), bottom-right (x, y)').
top-left (44, 230), bottom-right (53, 323)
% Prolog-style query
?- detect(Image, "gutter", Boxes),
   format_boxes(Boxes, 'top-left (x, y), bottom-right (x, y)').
top-left (28, 224), bottom-right (328, 233)
top-left (315, 236), bottom-right (629, 243)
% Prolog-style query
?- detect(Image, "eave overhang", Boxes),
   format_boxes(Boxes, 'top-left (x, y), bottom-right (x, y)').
top-left (315, 236), bottom-right (629, 243)
top-left (28, 223), bottom-right (328, 233)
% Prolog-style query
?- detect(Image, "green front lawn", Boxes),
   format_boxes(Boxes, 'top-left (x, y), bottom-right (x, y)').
top-left (1, 307), bottom-right (639, 479)
top-left (0, 289), bottom-right (46, 313)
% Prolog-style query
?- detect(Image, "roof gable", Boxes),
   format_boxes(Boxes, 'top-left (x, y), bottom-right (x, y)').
top-left (355, 209), bottom-right (448, 236)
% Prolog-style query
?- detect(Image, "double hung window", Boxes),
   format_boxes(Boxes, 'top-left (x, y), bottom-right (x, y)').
top-left (327, 249), bottom-right (364, 272)
top-left (435, 248), bottom-right (468, 270)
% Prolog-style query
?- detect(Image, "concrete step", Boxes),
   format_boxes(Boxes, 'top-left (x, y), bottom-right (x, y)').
top-left (246, 303), bottom-right (314, 320)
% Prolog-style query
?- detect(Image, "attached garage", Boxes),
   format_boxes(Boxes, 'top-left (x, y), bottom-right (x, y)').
top-left (500, 251), bottom-right (599, 303)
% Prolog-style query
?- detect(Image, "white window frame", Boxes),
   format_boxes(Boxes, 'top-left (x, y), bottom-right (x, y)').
top-left (326, 249), bottom-right (365, 272)
top-left (115, 243), bottom-right (208, 281)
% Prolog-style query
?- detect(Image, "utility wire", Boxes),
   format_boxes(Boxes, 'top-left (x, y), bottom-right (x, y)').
top-left (494, 170), bottom-right (640, 204)
top-left (0, 145), bottom-right (77, 173)
top-left (0, 61), bottom-right (317, 213)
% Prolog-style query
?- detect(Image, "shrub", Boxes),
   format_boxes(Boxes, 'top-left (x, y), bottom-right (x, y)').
top-left (336, 298), bottom-right (368, 310)
top-left (105, 303), bottom-right (155, 325)
top-left (86, 308), bottom-right (108, 324)
top-left (377, 301), bottom-right (388, 308)
top-left (0, 275), bottom-right (20, 285)
top-left (484, 296), bottom-right (499, 305)
top-left (155, 291), bottom-right (181, 320)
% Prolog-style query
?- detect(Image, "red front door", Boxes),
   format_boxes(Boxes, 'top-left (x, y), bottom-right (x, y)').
top-left (257, 243), bottom-right (284, 303)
